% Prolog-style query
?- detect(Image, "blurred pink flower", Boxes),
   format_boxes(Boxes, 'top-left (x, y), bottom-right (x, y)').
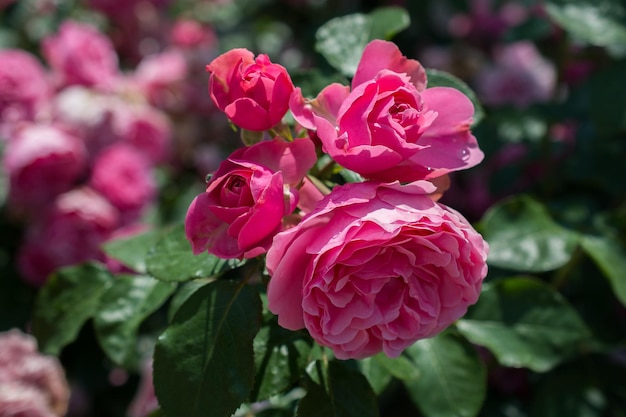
top-left (170, 19), bottom-right (216, 49)
top-left (127, 360), bottom-right (158, 417)
top-left (0, 329), bottom-right (70, 417)
top-left (89, 144), bottom-right (157, 223)
top-left (42, 21), bottom-right (120, 90)
top-left (3, 124), bottom-right (87, 213)
top-left (475, 41), bottom-right (556, 108)
top-left (0, 50), bottom-right (51, 130)
top-left (112, 105), bottom-right (173, 165)
top-left (134, 49), bottom-right (189, 112)
top-left (17, 187), bottom-right (119, 286)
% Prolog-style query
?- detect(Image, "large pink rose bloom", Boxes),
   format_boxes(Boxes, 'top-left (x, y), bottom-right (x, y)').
top-left (0, 50), bottom-right (51, 128)
top-left (185, 138), bottom-right (316, 259)
top-left (291, 40), bottom-right (484, 182)
top-left (3, 124), bottom-right (87, 212)
top-left (42, 21), bottom-right (119, 90)
top-left (267, 181), bottom-right (488, 360)
top-left (206, 49), bottom-right (294, 131)
top-left (17, 187), bottom-right (119, 286)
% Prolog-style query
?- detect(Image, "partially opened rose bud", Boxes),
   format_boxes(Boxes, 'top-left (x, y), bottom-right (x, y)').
top-left (206, 49), bottom-right (294, 131)
top-left (185, 137), bottom-right (316, 259)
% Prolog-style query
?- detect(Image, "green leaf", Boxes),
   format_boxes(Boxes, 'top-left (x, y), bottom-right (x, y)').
top-left (368, 7), bottom-right (411, 41)
top-left (480, 195), bottom-right (579, 272)
top-left (315, 7), bottom-right (410, 77)
top-left (153, 280), bottom-right (262, 417)
top-left (102, 230), bottom-right (160, 274)
top-left (425, 69), bottom-right (485, 126)
top-left (297, 360), bottom-right (379, 417)
top-left (531, 355), bottom-right (626, 417)
top-left (93, 275), bottom-right (176, 367)
top-left (253, 321), bottom-right (312, 401)
top-left (589, 61), bottom-right (626, 133)
top-left (359, 357), bottom-right (393, 395)
top-left (404, 332), bottom-right (486, 417)
top-left (32, 263), bottom-right (114, 355)
top-left (580, 234), bottom-right (626, 307)
top-left (167, 279), bottom-right (212, 322)
top-left (457, 277), bottom-right (591, 372)
top-left (146, 224), bottom-right (243, 282)
top-left (373, 353), bottom-right (419, 382)
top-left (297, 374), bottom-right (334, 417)
top-left (545, 0), bottom-right (626, 55)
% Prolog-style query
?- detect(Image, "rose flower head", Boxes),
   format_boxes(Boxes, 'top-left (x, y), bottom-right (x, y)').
top-left (291, 39), bottom-right (484, 182)
top-left (42, 20), bottom-right (120, 90)
top-left (185, 137), bottom-right (316, 259)
top-left (267, 180), bottom-right (488, 360)
top-left (0, 49), bottom-right (51, 128)
top-left (17, 187), bottom-right (120, 286)
top-left (3, 123), bottom-right (87, 213)
top-left (206, 49), bottom-right (294, 131)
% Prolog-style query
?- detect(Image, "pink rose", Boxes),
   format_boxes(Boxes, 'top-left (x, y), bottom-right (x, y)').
top-left (112, 105), bottom-right (173, 165)
top-left (266, 180), bottom-right (488, 359)
top-left (134, 50), bottom-right (188, 112)
top-left (0, 329), bottom-right (70, 417)
top-left (42, 21), bottom-right (119, 89)
top-left (89, 144), bottom-right (157, 224)
top-left (17, 187), bottom-right (120, 286)
top-left (3, 124), bottom-right (87, 212)
top-left (206, 49), bottom-right (294, 131)
top-left (475, 41), bottom-right (556, 108)
top-left (185, 138), bottom-right (316, 259)
top-left (170, 19), bottom-right (216, 49)
top-left (0, 50), bottom-right (51, 128)
top-left (291, 39), bottom-right (484, 182)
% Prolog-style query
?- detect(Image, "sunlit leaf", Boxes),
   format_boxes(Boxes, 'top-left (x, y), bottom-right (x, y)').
top-left (404, 332), bottom-right (486, 417)
top-left (315, 7), bottom-right (410, 77)
top-left (32, 263), bottom-right (114, 355)
top-left (94, 275), bottom-right (176, 366)
top-left (146, 224), bottom-right (243, 282)
top-left (457, 277), bottom-right (592, 372)
top-left (480, 195), bottom-right (580, 272)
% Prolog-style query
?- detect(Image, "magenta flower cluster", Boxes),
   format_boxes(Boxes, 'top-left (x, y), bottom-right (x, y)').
top-left (0, 21), bottom-right (185, 285)
top-left (185, 40), bottom-right (490, 359)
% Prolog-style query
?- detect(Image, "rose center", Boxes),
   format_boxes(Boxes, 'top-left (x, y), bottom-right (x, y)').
top-left (390, 102), bottom-right (419, 127)
top-left (226, 175), bottom-right (246, 194)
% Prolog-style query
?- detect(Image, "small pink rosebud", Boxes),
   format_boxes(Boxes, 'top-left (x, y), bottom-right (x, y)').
top-left (206, 49), bottom-right (294, 131)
